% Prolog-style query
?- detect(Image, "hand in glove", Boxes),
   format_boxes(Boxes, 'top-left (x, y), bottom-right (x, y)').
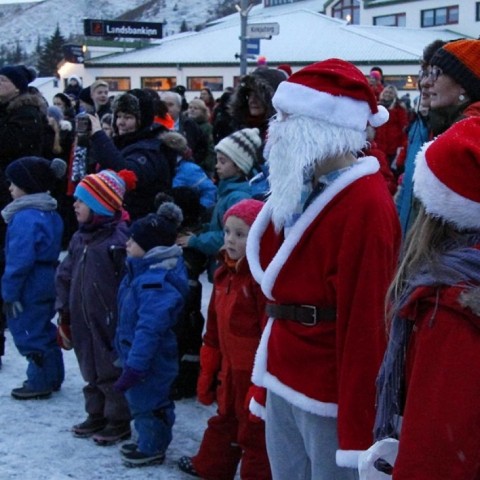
top-left (114, 366), bottom-right (146, 392)
top-left (245, 384), bottom-right (267, 422)
top-left (196, 344), bottom-right (222, 405)
top-left (2, 301), bottom-right (23, 319)
top-left (56, 311), bottom-right (73, 350)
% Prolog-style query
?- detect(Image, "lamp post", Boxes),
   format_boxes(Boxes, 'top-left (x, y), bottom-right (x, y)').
top-left (237, 0), bottom-right (252, 76)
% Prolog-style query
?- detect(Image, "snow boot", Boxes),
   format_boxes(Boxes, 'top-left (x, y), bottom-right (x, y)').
top-left (120, 442), bottom-right (138, 455)
top-left (121, 447), bottom-right (165, 467)
top-left (11, 384), bottom-right (52, 400)
top-left (72, 415), bottom-right (108, 438)
top-left (93, 421), bottom-right (131, 446)
top-left (178, 456), bottom-right (201, 477)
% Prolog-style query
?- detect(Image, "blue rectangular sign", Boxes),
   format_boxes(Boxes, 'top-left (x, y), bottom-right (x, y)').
top-left (246, 38), bottom-right (260, 55)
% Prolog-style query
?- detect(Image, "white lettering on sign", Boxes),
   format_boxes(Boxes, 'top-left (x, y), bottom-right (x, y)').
top-left (105, 25), bottom-right (159, 36)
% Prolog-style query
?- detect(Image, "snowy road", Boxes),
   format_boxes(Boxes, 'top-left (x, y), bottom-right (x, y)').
top-left (0, 274), bottom-right (226, 479)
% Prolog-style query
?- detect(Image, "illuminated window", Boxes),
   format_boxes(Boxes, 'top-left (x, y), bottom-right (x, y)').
top-left (331, 0), bottom-right (360, 24)
top-left (141, 77), bottom-right (177, 91)
top-left (96, 77), bottom-right (130, 91)
top-left (383, 75), bottom-right (419, 92)
top-left (421, 6), bottom-right (459, 27)
top-left (374, 13), bottom-right (406, 27)
top-left (187, 77), bottom-right (223, 92)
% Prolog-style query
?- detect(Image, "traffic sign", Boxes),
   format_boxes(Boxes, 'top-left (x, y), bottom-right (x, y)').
top-left (246, 22), bottom-right (280, 39)
top-left (246, 38), bottom-right (260, 55)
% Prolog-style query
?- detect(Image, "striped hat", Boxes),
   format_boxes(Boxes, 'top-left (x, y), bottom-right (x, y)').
top-left (74, 169), bottom-right (136, 217)
top-left (215, 128), bottom-right (262, 175)
top-left (430, 39), bottom-right (480, 101)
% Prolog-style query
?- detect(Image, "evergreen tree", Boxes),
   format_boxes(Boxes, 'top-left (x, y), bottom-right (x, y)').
top-left (37, 24), bottom-right (66, 76)
top-left (180, 19), bottom-right (189, 32)
top-left (5, 42), bottom-right (24, 65)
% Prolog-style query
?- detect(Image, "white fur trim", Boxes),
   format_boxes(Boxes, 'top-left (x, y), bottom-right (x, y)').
top-left (336, 449), bottom-right (363, 469)
top-left (369, 105), bottom-right (389, 127)
top-left (249, 398), bottom-right (266, 421)
top-left (413, 141), bottom-right (480, 230)
top-left (251, 317), bottom-right (273, 385)
top-left (246, 201), bottom-right (275, 297)
top-left (273, 82), bottom-right (389, 131)
top-left (263, 371), bottom-right (339, 417)
top-left (251, 317), bottom-right (338, 416)
top-left (260, 157), bottom-right (380, 299)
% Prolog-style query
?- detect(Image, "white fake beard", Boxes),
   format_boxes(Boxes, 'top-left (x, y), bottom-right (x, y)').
top-left (266, 115), bottom-right (366, 231)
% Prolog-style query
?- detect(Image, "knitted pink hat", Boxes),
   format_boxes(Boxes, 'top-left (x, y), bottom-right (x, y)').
top-left (223, 199), bottom-right (264, 227)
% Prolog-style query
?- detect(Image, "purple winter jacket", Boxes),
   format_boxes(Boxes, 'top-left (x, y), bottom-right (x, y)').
top-left (55, 219), bottom-right (128, 354)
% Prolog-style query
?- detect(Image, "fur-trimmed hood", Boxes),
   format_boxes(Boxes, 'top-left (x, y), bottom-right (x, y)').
top-left (229, 68), bottom-right (285, 126)
top-left (4, 92), bottom-right (46, 114)
top-left (158, 130), bottom-right (188, 154)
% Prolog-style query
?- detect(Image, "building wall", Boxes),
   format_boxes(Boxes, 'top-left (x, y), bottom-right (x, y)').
top-left (361, 0), bottom-right (478, 37)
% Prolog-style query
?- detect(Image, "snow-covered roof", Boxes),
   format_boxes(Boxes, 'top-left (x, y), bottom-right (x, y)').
top-left (30, 76), bottom-right (57, 87)
top-left (87, 7), bottom-right (464, 68)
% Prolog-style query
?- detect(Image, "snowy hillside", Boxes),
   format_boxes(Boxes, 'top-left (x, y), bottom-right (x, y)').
top-left (0, 0), bottom-right (225, 54)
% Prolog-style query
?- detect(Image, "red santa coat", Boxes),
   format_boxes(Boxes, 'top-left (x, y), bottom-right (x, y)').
top-left (393, 282), bottom-right (480, 480)
top-left (246, 156), bottom-right (400, 468)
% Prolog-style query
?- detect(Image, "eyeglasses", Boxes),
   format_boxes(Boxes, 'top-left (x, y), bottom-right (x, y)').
top-left (419, 66), bottom-right (443, 82)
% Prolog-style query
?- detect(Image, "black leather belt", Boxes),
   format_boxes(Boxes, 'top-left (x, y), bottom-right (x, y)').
top-left (265, 303), bottom-right (336, 327)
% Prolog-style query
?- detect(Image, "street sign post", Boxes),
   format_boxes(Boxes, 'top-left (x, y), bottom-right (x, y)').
top-left (246, 22), bottom-right (280, 39)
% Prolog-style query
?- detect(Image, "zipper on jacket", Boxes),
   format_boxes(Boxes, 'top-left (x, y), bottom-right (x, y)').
top-left (93, 282), bottom-right (113, 325)
top-left (79, 245), bottom-right (91, 329)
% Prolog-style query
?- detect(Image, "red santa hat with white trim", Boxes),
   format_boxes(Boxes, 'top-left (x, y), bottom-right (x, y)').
top-left (271, 58), bottom-right (389, 131)
top-left (413, 116), bottom-right (480, 230)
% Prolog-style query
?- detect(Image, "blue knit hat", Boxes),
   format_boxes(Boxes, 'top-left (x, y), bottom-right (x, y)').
top-left (0, 65), bottom-right (36, 93)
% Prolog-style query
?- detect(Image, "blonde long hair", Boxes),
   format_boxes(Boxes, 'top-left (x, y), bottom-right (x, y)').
top-left (386, 206), bottom-right (463, 326)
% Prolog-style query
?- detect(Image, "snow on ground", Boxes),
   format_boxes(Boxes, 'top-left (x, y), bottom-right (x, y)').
top-left (0, 274), bottom-right (232, 479)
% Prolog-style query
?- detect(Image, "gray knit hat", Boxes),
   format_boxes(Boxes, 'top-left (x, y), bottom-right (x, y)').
top-left (215, 128), bottom-right (261, 175)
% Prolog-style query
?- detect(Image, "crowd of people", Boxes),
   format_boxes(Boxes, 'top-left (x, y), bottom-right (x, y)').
top-left (0, 37), bottom-right (479, 479)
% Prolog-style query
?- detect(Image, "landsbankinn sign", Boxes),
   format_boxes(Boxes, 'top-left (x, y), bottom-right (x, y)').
top-left (84, 19), bottom-right (163, 39)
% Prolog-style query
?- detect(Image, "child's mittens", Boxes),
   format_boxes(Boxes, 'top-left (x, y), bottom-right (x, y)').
top-left (245, 385), bottom-right (267, 422)
top-left (196, 344), bottom-right (222, 405)
top-left (56, 311), bottom-right (73, 350)
top-left (114, 366), bottom-right (146, 392)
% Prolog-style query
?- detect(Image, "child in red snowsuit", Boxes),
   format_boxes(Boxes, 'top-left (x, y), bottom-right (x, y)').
top-left (178, 198), bottom-right (271, 480)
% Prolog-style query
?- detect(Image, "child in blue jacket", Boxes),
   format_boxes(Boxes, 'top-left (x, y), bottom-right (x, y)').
top-left (114, 202), bottom-right (189, 467)
top-left (2, 156), bottom-right (66, 399)
top-left (177, 128), bottom-right (260, 280)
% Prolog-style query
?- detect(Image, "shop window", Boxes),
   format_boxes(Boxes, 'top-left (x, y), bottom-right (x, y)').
top-left (141, 77), bottom-right (177, 91)
top-left (187, 76), bottom-right (223, 91)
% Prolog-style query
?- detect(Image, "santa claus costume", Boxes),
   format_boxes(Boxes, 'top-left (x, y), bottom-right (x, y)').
top-left (246, 59), bottom-right (401, 479)
top-left (360, 116), bottom-right (480, 480)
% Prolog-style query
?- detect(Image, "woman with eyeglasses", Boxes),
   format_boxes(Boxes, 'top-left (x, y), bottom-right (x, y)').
top-left (426, 39), bottom-right (480, 136)
top-left (395, 39), bottom-right (445, 237)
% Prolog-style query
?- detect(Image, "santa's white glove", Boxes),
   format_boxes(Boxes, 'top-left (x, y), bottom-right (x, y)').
top-left (358, 438), bottom-right (399, 480)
